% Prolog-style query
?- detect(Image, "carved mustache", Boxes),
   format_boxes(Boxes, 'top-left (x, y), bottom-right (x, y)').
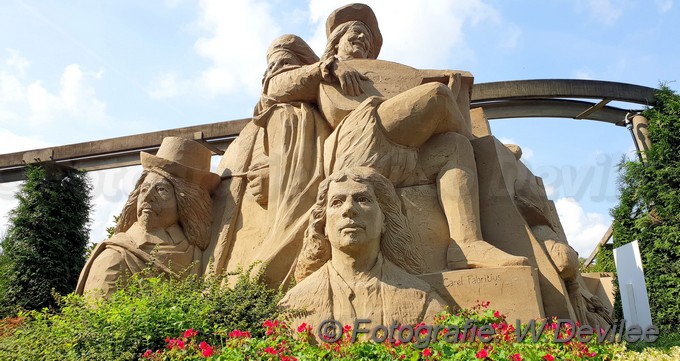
top-left (138, 202), bottom-right (159, 216)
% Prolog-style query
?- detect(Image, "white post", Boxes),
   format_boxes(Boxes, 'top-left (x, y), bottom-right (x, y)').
top-left (613, 241), bottom-right (652, 328)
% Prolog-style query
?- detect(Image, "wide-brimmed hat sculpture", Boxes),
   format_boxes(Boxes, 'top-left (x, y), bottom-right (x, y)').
top-left (140, 136), bottom-right (220, 193)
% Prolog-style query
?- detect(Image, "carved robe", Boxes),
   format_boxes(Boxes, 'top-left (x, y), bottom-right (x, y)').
top-left (280, 253), bottom-right (446, 333)
top-left (77, 223), bottom-right (199, 298)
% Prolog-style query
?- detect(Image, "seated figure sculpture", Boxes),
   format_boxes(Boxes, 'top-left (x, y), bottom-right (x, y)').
top-left (77, 137), bottom-right (219, 298)
top-left (262, 3), bottom-right (527, 275)
top-left (209, 34), bottom-right (331, 287)
top-left (280, 167), bottom-right (446, 330)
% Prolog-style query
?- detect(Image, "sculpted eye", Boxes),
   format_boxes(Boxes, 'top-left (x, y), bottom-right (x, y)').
top-left (357, 196), bottom-right (371, 203)
top-left (330, 199), bottom-right (343, 207)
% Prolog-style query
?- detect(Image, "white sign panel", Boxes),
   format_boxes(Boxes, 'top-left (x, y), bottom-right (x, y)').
top-left (613, 240), bottom-right (653, 329)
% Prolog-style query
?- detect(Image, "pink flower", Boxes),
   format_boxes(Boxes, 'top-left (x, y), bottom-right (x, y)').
top-left (264, 347), bottom-right (277, 355)
top-left (143, 350), bottom-right (153, 358)
top-left (422, 348), bottom-right (432, 357)
top-left (510, 353), bottom-right (522, 361)
top-left (543, 354), bottom-right (555, 361)
top-left (201, 345), bottom-right (213, 357)
top-left (165, 337), bottom-right (176, 350)
top-left (476, 348), bottom-right (489, 359)
top-left (297, 323), bottom-right (308, 333)
top-left (183, 328), bottom-right (198, 338)
top-left (176, 339), bottom-right (186, 350)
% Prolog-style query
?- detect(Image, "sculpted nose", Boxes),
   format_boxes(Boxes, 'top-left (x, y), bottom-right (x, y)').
top-left (340, 200), bottom-right (357, 217)
top-left (141, 188), bottom-right (156, 203)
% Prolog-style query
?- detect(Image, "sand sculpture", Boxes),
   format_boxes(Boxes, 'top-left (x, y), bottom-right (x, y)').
top-left (77, 137), bottom-right (219, 298)
top-left (78, 3), bottom-right (613, 328)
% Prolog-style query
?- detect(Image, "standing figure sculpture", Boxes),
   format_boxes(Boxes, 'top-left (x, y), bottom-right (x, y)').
top-left (210, 35), bottom-right (331, 287)
top-left (77, 137), bottom-right (219, 298)
top-left (281, 167), bottom-right (446, 330)
top-left (264, 3), bottom-right (527, 273)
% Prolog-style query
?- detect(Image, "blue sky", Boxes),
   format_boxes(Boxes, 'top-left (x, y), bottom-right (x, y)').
top-left (1, 0), bottom-right (678, 257)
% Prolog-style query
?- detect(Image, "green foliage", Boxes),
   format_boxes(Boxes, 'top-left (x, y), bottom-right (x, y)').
top-left (0, 266), bottom-right (283, 361)
top-left (141, 302), bottom-right (626, 361)
top-left (0, 164), bottom-right (92, 316)
top-left (610, 85), bottom-right (680, 334)
top-left (105, 215), bottom-right (120, 239)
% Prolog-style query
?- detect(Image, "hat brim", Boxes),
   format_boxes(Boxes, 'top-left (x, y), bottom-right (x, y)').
top-left (140, 152), bottom-right (221, 193)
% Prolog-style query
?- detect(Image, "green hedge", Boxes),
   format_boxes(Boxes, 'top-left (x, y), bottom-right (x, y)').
top-left (610, 85), bottom-right (680, 334)
top-left (0, 267), bottom-right (282, 361)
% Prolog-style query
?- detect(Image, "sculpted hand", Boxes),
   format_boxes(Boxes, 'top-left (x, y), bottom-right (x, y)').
top-left (332, 59), bottom-right (368, 97)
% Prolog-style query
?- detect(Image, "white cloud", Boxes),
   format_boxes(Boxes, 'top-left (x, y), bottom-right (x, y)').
top-left (0, 182), bottom-right (20, 240)
top-left (555, 197), bottom-right (610, 257)
top-left (578, 0), bottom-right (626, 26)
top-left (544, 184), bottom-right (556, 198)
top-left (573, 69), bottom-right (594, 80)
top-left (88, 167), bottom-right (142, 244)
top-left (0, 50), bottom-right (108, 128)
top-left (4, 48), bottom-right (29, 75)
top-left (148, 72), bottom-right (180, 99)
top-left (0, 128), bottom-right (52, 154)
top-left (655, 0), bottom-right (673, 12)
top-left (150, 0), bottom-right (283, 99)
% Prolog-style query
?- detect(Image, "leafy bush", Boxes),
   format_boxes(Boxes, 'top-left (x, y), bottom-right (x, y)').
top-left (0, 266), bottom-right (283, 361)
top-left (141, 301), bottom-right (627, 361)
top-left (610, 85), bottom-right (680, 334)
top-left (0, 164), bottom-right (92, 316)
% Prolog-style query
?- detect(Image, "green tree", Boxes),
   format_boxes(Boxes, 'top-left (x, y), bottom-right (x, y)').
top-left (0, 164), bottom-right (92, 315)
top-left (610, 85), bottom-right (680, 334)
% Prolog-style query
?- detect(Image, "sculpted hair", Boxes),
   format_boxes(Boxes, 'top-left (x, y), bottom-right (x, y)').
top-left (295, 167), bottom-right (423, 281)
top-left (115, 168), bottom-right (213, 250)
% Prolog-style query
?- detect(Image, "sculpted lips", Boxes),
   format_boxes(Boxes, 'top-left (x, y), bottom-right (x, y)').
top-left (339, 222), bottom-right (365, 231)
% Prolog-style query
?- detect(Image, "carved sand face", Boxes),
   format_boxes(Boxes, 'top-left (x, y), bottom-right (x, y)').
top-left (267, 51), bottom-right (302, 75)
top-left (325, 179), bottom-right (384, 252)
top-left (137, 172), bottom-right (179, 231)
top-left (336, 23), bottom-right (372, 60)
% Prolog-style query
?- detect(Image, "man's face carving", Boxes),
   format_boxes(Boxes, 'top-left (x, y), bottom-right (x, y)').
top-left (325, 179), bottom-right (384, 252)
top-left (336, 23), bottom-right (372, 60)
top-left (137, 172), bottom-right (179, 231)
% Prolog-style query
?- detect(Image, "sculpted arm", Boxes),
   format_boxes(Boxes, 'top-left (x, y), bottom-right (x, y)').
top-left (264, 61), bottom-right (332, 103)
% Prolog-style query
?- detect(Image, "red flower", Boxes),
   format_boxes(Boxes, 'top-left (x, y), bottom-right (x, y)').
top-left (510, 353), bottom-right (522, 361)
top-left (297, 323), bottom-right (308, 333)
top-left (183, 328), bottom-right (198, 338)
top-left (343, 324), bottom-right (352, 333)
top-left (264, 347), bottom-right (277, 355)
top-left (543, 354), bottom-right (554, 361)
top-left (476, 348), bottom-right (489, 359)
top-left (143, 350), bottom-right (153, 358)
top-left (494, 310), bottom-right (501, 318)
top-left (422, 348), bottom-right (432, 357)
top-left (201, 345), bottom-right (213, 357)
top-left (176, 339), bottom-right (186, 350)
